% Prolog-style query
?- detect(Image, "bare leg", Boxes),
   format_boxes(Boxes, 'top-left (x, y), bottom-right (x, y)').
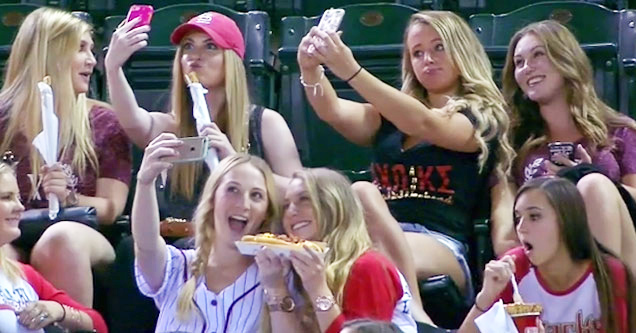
top-left (353, 181), bottom-right (434, 324)
top-left (577, 173), bottom-right (636, 275)
top-left (31, 222), bottom-right (116, 307)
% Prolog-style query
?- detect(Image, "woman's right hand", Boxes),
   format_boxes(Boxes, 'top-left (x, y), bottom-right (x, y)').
top-left (104, 17), bottom-right (150, 71)
top-left (255, 248), bottom-right (289, 291)
top-left (476, 255), bottom-right (516, 309)
top-left (297, 28), bottom-right (324, 72)
top-left (136, 133), bottom-right (183, 185)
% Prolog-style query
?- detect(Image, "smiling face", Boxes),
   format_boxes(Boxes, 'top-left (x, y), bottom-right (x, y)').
top-left (0, 172), bottom-right (24, 246)
top-left (282, 177), bottom-right (319, 241)
top-left (513, 33), bottom-right (567, 105)
top-left (180, 31), bottom-right (225, 89)
top-left (514, 188), bottom-right (569, 267)
top-left (70, 31), bottom-right (96, 95)
top-left (406, 23), bottom-right (460, 98)
top-left (212, 163), bottom-right (269, 243)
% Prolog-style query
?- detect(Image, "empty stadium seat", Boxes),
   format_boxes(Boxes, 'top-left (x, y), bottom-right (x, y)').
top-left (278, 3), bottom-right (417, 174)
top-left (469, 1), bottom-right (636, 115)
top-left (101, 3), bottom-right (276, 111)
top-left (0, 4), bottom-right (40, 85)
top-left (458, 0), bottom-right (628, 18)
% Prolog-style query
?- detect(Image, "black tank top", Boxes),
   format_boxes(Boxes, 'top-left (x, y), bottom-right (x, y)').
top-left (155, 105), bottom-right (266, 220)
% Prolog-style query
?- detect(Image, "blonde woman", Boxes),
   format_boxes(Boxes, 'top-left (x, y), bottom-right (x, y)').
top-left (132, 142), bottom-right (279, 332)
top-left (256, 168), bottom-right (417, 333)
top-left (502, 20), bottom-right (636, 275)
top-left (105, 11), bottom-right (302, 330)
top-left (0, 153), bottom-right (107, 333)
top-left (0, 7), bottom-right (131, 306)
top-left (297, 10), bottom-right (517, 321)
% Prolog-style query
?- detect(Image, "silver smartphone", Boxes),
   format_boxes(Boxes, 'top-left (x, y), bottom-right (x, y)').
top-left (163, 136), bottom-right (208, 163)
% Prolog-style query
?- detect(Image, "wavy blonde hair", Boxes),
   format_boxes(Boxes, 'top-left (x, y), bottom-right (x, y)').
top-left (502, 20), bottom-right (636, 163)
top-left (401, 10), bottom-right (515, 181)
top-left (0, 7), bottom-right (98, 197)
top-left (175, 154), bottom-right (278, 321)
top-left (170, 47), bottom-right (251, 201)
top-left (0, 162), bottom-right (25, 283)
top-left (294, 168), bottom-right (373, 305)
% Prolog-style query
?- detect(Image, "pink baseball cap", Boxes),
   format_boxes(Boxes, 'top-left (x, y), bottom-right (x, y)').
top-left (170, 11), bottom-right (245, 59)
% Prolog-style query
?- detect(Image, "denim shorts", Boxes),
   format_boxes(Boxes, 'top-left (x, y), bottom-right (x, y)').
top-left (399, 222), bottom-right (474, 303)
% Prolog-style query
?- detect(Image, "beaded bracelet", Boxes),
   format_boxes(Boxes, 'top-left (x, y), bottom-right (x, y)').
top-left (300, 65), bottom-right (325, 97)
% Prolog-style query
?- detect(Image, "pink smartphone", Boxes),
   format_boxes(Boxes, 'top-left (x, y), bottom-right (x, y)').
top-left (126, 4), bottom-right (154, 29)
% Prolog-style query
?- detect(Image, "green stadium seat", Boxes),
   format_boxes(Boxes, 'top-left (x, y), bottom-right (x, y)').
top-left (458, 0), bottom-right (627, 18)
top-left (278, 2), bottom-right (417, 174)
top-left (469, 1), bottom-right (636, 116)
top-left (0, 4), bottom-right (40, 85)
top-left (101, 3), bottom-right (276, 111)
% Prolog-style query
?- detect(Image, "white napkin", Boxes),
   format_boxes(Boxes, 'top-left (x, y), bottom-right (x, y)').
top-left (188, 81), bottom-right (219, 171)
top-left (32, 81), bottom-right (59, 220)
top-left (474, 300), bottom-right (518, 333)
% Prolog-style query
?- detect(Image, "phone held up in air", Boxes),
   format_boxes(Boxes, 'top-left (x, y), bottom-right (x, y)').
top-left (317, 8), bottom-right (345, 33)
top-left (548, 141), bottom-right (575, 166)
top-left (162, 136), bottom-right (209, 164)
top-left (308, 8), bottom-right (345, 53)
top-left (126, 4), bottom-right (154, 29)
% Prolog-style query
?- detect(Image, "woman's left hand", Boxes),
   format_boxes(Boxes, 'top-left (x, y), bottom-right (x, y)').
top-left (307, 28), bottom-right (361, 81)
top-left (17, 301), bottom-right (64, 330)
top-left (545, 144), bottom-right (592, 174)
top-left (199, 123), bottom-right (236, 159)
top-left (289, 246), bottom-right (329, 295)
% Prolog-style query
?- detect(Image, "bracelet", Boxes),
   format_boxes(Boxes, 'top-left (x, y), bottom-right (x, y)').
top-left (345, 66), bottom-right (363, 83)
top-left (474, 301), bottom-right (489, 313)
top-left (57, 302), bottom-right (66, 322)
top-left (300, 65), bottom-right (325, 97)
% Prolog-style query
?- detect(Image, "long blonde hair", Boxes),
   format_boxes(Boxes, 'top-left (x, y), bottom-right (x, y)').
top-left (170, 47), bottom-right (251, 200)
top-left (0, 7), bottom-right (98, 196)
top-left (0, 162), bottom-right (25, 283)
top-left (401, 10), bottom-right (515, 181)
top-left (293, 168), bottom-right (372, 305)
top-left (502, 20), bottom-right (636, 163)
top-left (175, 154), bottom-right (278, 321)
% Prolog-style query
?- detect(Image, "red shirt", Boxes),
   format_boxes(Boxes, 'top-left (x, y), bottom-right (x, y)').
top-left (21, 264), bottom-right (108, 332)
top-left (326, 251), bottom-right (403, 333)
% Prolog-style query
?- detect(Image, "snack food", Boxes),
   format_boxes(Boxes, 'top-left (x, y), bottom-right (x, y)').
top-left (236, 233), bottom-right (327, 257)
top-left (504, 303), bottom-right (543, 333)
top-left (240, 233), bottom-right (326, 253)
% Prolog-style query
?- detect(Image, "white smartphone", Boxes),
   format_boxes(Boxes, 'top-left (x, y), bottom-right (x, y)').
top-left (308, 8), bottom-right (345, 53)
top-left (317, 8), bottom-right (345, 33)
top-left (163, 136), bottom-right (208, 164)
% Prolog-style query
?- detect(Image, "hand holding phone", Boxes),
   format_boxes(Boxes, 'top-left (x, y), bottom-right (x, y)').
top-left (162, 136), bottom-right (208, 164)
top-left (548, 142), bottom-right (575, 166)
top-left (308, 8), bottom-right (345, 53)
top-left (126, 4), bottom-right (154, 29)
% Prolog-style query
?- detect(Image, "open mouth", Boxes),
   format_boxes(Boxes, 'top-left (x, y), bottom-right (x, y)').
top-left (229, 215), bottom-right (248, 233)
top-left (522, 241), bottom-right (534, 253)
top-left (79, 72), bottom-right (92, 80)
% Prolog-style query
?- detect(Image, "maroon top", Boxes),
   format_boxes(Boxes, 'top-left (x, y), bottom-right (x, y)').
top-left (515, 126), bottom-right (636, 187)
top-left (0, 105), bottom-right (131, 209)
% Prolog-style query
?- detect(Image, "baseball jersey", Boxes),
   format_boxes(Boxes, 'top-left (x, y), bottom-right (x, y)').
top-left (136, 245), bottom-right (264, 333)
top-left (499, 247), bottom-right (629, 333)
top-left (0, 264), bottom-right (107, 333)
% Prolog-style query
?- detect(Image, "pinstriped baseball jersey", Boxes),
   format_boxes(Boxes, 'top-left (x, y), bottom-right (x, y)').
top-left (135, 245), bottom-right (264, 333)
